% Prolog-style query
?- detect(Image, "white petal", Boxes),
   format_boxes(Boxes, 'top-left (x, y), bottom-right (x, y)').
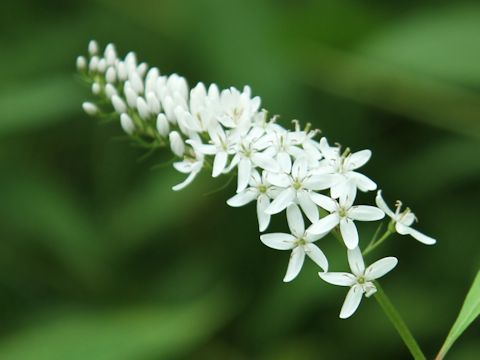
top-left (340, 218), bottom-right (359, 249)
top-left (309, 192), bottom-right (337, 212)
top-left (365, 257), bottom-right (398, 280)
top-left (345, 149), bottom-right (371, 171)
top-left (375, 190), bottom-right (396, 219)
top-left (340, 284), bottom-right (364, 319)
top-left (266, 173), bottom-right (291, 188)
top-left (307, 213), bottom-right (339, 235)
top-left (212, 151), bottom-right (228, 177)
top-left (172, 169), bottom-right (200, 191)
top-left (237, 158), bottom-right (252, 193)
top-left (348, 206), bottom-right (385, 221)
top-left (303, 174), bottom-right (337, 191)
top-left (283, 247), bottom-right (306, 282)
top-left (347, 247), bottom-right (365, 276)
top-left (252, 152), bottom-right (280, 172)
top-left (260, 233), bottom-right (296, 250)
top-left (349, 172), bottom-right (377, 192)
top-left (395, 223), bottom-right (436, 245)
top-left (298, 191), bottom-right (319, 223)
top-left (287, 203), bottom-right (305, 237)
top-left (257, 194), bottom-right (271, 232)
top-left (304, 243), bottom-right (328, 271)
top-left (226, 189), bottom-right (258, 207)
top-left (265, 188), bottom-right (296, 215)
top-left (319, 272), bottom-right (356, 286)
top-left (277, 151), bottom-right (292, 173)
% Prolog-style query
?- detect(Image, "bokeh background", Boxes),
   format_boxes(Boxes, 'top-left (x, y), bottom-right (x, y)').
top-left (1, 0), bottom-right (479, 359)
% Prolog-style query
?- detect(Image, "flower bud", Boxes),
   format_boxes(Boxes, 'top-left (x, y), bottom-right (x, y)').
top-left (124, 83), bottom-right (137, 108)
top-left (106, 67), bottom-right (116, 83)
top-left (169, 131), bottom-right (185, 157)
top-left (112, 95), bottom-right (127, 113)
top-left (136, 97), bottom-right (150, 119)
top-left (116, 61), bottom-right (128, 81)
top-left (104, 43), bottom-right (117, 66)
top-left (82, 102), bottom-right (98, 116)
top-left (120, 113), bottom-right (135, 135)
top-left (97, 59), bottom-right (107, 73)
top-left (88, 40), bottom-right (99, 56)
top-left (129, 71), bottom-right (144, 94)
top-left (89, 56), bottom-right (99, 72)
top-left (91, 82), bottom-right (101, 95)
top-left (76, 56), bottom-right (87, 71)
top-left (105, 83), bottom-right (117, 99)
top-left (146, 92), bottom-right (161, 114)
top-left (156, 114), bottom-right (170, 136)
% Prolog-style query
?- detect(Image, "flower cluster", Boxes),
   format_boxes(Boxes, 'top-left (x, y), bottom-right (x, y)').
top-left (77, 41), bottom-right (436, 319)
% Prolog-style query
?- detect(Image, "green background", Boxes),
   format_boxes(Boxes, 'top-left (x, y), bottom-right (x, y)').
top-left (0, 0), bottom-right (479, 359)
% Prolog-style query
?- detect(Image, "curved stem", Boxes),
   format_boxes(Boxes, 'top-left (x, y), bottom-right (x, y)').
top-left (374, 282), bottom-right (426, 360)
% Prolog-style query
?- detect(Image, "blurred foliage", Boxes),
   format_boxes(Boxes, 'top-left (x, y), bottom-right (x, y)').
top-left (0, 0), bottom-right (479, 359)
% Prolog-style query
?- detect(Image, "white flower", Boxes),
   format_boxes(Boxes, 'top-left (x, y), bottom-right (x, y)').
top-left (227, 170), bottom-right (278, 231)
top-left (218, 86), bottom-right (261, 130)
top-left (308, 192), bottom-right (384, 249)
top-left (172, 139), bottom-right (204, 191)
top-left (261, 204), bottom-right (329, 282)
top-left (319, 247), bottom-right (398, 319)
top-left (375, 190), bottom-right (436, 245)
top-left (265, 158), bottom-right (336, 223)
top-left (229, 126), bottom-right (280, 193)
top-left (197, 125), bottom-right (236, 178)
top-left (317, 138), bottom-right (377, 199)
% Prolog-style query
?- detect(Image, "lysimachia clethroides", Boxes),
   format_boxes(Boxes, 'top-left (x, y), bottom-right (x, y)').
top-left (77, 41), bottom-right (436, 319)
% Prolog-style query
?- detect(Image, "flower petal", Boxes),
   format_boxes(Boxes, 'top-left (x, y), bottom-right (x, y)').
top-left (260, 233), bottom-right (296, 250)
top-left (304, 243), bottom-right (328, 271)
top-left (365, 257), bottom-right (398, 280)
top-left (298, 190), bottom-right (319, 223)
top-left (277, 151), bottom-right (292, 173)
top-left (287, 203), bottom-right (304, 237)
top-left (303, 174), bottom-right (337, 191)
top-left (227, 189), bottom-right (258, 207)
top-left (283, 246), bottom-right (306, 282)
top-left (347, 246), bottom-right (365, 276)
top-left (318, 272), bottom-right (356, 286)
top-left (257, 194), bottom-right (271, 232)
top-left (396, 223), bottom-right (436, 245)
top-left (339, 284), bottom-right (364, 319)
top-left (348, 205), bottom-right (385, 221)
top-left (265, 188), bottom-right (296, 215)
top-left (307, 213), bottom-right (340, 235)
top-left (375, 190), bottom-right (396, 219)
top-left (340, 218), bottom-right (359, 249)
top-left (309, 192), bottom-right (337, 212)
top-left (252, 152), bottom-right (280, 172)
top-left (212, 151), bottom-right (228, 177)
top-left (344, 149), bottom-right (371, 171)
top-left (266, 173), bottom-right (291, 188)
top-left (237, 158), bottom-right (252, 193)
top-left (349, 172), bottom-right (377, 192)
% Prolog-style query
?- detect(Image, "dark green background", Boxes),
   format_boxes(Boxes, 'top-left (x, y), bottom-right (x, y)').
top-left (0, 0), bottom-right (479, 359)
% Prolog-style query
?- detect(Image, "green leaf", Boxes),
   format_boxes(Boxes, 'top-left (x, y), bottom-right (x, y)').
top-left (0, 289), bottom-right (234, 360)
top-left (436, 270), bottom-right (480, 359)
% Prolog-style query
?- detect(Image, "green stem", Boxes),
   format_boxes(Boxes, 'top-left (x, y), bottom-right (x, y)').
top-left (362, 226), bottom-right (394, 256)
top-left (374, 282), bottom-right (426, 360)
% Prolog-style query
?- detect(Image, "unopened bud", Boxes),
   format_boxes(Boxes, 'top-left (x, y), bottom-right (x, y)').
top-left (169, 131), bottom-right (185, 157)
top-left (76, 56), bottom-right (87, 71)
top-left (136, 97), bottom-right (150, 119)
top-left (146, 92), bottom-right (161, 114)
top-left (82, 102), bottom-right (98, 116)
top-left (120, 113), bottom-right (135, 135)
top-left (112, 95), bottom-right (127, 113)
top-left (156, 113), bottom-right (170, 136)
top-left (88, 40), bottom-right (99, 56)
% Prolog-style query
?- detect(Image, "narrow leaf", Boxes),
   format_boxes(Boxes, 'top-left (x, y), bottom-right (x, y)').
top-left (436, 270), bottom-right (480, 359)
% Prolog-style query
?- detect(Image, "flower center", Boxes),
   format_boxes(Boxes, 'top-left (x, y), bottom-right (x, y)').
top-left (296, 238), bottom-right (307, 246)
top-left (339, 207), bottom-right (348, 218)
top-left (293, 179), bottom-right (302, 190)
top-left (357, 276), bottom-right (366, 284)
top-left (258, 185), bottom-right (267, 193)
